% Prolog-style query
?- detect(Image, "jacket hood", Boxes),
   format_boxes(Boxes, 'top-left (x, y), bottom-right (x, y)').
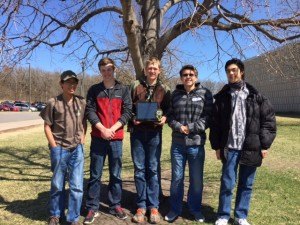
top-left (214, 82), bottom-right (259, 99)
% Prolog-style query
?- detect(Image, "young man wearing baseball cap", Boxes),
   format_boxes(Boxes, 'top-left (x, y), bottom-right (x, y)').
top-left (40, 70), bottom-right (87, 225)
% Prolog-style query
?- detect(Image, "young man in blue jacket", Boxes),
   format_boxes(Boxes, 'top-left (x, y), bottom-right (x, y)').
top-left (210, 58), bottom-right (276, 225)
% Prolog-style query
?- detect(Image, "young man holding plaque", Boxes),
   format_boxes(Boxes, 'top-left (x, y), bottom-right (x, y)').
top-left (84, 58), bottom-right (132, 224)
top-left (129, 57), bottom-right (171, 224)
top-left (210, 59), bottom-right (276, 225)
top-left (165, 65), bottom-right (213, 223)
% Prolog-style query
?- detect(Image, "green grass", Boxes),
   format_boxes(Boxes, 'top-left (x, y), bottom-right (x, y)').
top-left (0, 116), bottom-right (299, 225)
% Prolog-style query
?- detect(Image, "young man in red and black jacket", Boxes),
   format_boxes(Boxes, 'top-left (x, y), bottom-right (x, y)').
top-left (84, 58), bottom-right (132, 224)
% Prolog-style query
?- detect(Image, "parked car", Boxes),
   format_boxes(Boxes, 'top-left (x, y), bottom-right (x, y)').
top-left (14, 103), bottom-right (37, 112)
top-left (1, 103), bottom-right (19, 111)
top-left (36, 103), bottom-right (46, 111)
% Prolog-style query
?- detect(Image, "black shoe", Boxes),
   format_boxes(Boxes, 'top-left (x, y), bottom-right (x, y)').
top-left (49, 216), bottom-right (60, 225)
top-left (83, 210), bottom-right (99, 224)
top-left (109, 206), bottom-right (127, 220)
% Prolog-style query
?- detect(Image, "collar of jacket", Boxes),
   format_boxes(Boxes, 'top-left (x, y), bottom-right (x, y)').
top-left (99, 79), bottom-right (122, 90)
top-left (139, 76), bottom-right (162, 88)
top-left (175, 82), bottom-right (202, 92)
top-left (214, 82), bottom-right (258, 99)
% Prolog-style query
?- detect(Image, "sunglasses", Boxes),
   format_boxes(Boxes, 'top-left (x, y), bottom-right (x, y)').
top-left (181, 73), bottom-right (195, 78)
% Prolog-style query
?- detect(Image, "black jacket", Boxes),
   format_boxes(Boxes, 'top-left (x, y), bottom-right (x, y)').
top-left (209, 82), bottom-right (276, 167)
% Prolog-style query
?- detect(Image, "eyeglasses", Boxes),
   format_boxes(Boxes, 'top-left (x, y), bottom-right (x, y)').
top-left (181, 73), bottom-right (195, 78)
top-left (226, 68), bottom-right (239, 74)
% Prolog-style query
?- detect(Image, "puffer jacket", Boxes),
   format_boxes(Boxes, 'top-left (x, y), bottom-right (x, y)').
top-left (209, 82), bottom-right (276, 167)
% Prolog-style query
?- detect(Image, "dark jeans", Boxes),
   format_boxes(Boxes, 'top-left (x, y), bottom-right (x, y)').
top-left (130, 129), bottom-right (162, 209)
top-left (85, 137), bottom-right (123, 211)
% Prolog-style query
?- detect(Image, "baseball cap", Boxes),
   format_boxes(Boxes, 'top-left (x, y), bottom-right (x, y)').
top-left (60, 70), bottom-right (79, 81)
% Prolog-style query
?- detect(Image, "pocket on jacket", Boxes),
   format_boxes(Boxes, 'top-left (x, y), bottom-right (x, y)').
top-left (239, 150), bottom-right (262, 167)
top-left (243, 134), bottom-right (261, 151)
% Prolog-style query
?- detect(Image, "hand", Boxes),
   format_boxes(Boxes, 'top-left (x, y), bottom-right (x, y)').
top-left (180, 125), bottom-right (189, 135)
top-left (261, 150), bottom-right (268, 158)
top-left (101, 127), bottom-right (115, 140)
top-left (216, 150), bottom-right (221, 160)
top-left (133, 119), bottom-right (141, 125)
top-left (155, 116), bottom-right (167, 126)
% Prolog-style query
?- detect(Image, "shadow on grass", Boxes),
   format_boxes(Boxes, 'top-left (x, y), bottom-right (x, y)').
top-left (81, 177), bottom-right (217, 225)
top-left (0, 191), bottom-right (49, 222)
top-left (0, 145), bottom-right (217, 224)
top-left (0, 147), bottom-right (51, 181)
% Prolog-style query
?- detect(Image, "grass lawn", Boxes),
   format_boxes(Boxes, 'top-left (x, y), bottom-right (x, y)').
top-left (0, 116), bottom-right (299, 225)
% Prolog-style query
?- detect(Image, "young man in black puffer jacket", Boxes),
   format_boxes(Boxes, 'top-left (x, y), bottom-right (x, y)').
top-left (210, 58), bottom-right (276, 225)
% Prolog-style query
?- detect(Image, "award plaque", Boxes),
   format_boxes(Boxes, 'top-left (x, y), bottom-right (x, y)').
top-left (136, 102), bottom-right (160, 121)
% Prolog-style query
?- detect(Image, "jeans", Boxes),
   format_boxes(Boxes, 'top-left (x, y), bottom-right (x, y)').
top-left (218, 149), bottom-right (257, 219)
top-left (50, 144), bottom-right (84, 222)
top-left (169, 142), bottom-right (205, 215)
top-left (85, 137), bottom-right (123, 210)
top-left (130, 129), bottom-right (161, 209)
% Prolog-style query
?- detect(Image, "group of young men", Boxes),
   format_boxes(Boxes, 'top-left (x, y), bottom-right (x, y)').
top-left (40, 57), bottom-right (276, 225)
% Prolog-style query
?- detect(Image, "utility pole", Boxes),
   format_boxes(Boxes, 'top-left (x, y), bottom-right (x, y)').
top-left (27, 63), bottom-right (31, 104)
top-left (80, 61), bottom-right (85, 97)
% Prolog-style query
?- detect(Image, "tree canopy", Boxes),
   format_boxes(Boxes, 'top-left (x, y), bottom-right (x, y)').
top-left (0, 0), bottom-right (299, 79)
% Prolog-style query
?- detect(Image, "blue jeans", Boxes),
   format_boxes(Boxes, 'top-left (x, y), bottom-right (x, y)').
top-left (50, 144), bottom-right (84, 222)
top-left (130, 129), bottom-right (161, 209)
top-left (218, 149), bottom-right (257, 219)
top-left (169, 142), bottom-right (205, 215)
top-left (85, 137), bottom-right (123, 210)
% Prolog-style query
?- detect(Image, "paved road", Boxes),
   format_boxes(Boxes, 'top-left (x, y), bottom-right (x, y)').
top-left (0, 111), bottom-right (41, 123)
top-left (0, 111), bottom-right (43, 133)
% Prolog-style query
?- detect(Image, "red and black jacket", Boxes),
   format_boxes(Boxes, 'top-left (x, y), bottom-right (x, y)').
top-left (85, 80), bottom-right (132, 140)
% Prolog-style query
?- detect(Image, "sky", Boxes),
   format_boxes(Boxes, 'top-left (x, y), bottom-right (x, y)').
top-left (13, 0), bottom-right (294, 82)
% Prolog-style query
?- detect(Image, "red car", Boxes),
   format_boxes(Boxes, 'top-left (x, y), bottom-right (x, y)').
top-left (1, 103), bottom-right (19, 111)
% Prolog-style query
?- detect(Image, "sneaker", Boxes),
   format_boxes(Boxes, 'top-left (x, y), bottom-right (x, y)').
top-left (194, 212), bottom-right (205, 222)
top-left (164, 211), bottom-right (178, 222)
top-left (83, 210), bottom-right (99, 224)
top-left (149, 208), bottom-right (161, 224)
top-left (48, 216), bottom-right (59, 225)
top-left (215, 218), bottom-right (229, 225)
top-left (234, 218), bottom-right (250, 225)
top-left (110, 206), bottom-right (128, 220)
top-left (132, 208), bottom-right (146, 223)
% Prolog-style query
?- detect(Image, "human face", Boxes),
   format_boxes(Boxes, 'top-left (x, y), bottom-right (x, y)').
top-left (61, 78), bottom-right (78, 95)
top-left (100, 64), bottom-right (115, 82)
top-left (180, 69), bottom-right (197, 90)
top-left (226, 63), bottom-right (244, 83)
top-left (145, 63), bottom-right (160, 84)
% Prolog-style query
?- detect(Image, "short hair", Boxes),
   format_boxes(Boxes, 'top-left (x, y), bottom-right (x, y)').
top-left (179, 65), bottom-right (198, 77)
top-left (98, 57), bottom-right (115, 70)
top-left (145, 57), bottom-right (161, 68)
top-left (225, 58), bottom-right (245, 79)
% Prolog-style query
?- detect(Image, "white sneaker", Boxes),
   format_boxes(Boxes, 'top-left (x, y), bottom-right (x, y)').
top-left (215, 218), bottom-right (229, 225)
top-left (234, 218), bottom-right (251, 225)
top-left (164, 211), bottom-right (178, 222)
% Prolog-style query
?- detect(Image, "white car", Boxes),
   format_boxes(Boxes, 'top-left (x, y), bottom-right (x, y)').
top-left (14, 103), bottom-right (37, 112)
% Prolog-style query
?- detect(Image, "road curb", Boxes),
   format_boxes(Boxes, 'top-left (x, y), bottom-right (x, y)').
top-left (0, 124), bottom-right (43, 134)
